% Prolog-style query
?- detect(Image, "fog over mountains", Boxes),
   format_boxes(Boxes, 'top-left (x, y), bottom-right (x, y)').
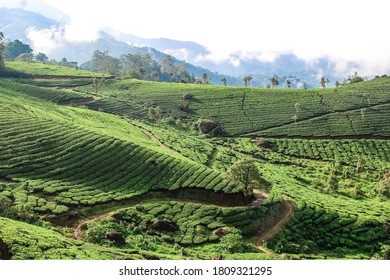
top-left (0, 6), bottom-right (357, 87)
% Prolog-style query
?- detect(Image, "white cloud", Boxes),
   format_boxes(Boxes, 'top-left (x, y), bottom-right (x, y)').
top-left (26, 26), bottom-right (64, 53)
top-left (256, 52), bottom-right (280, 63)
top-left (163, 48), bottom-right (190, 61)
top-left (10, 0), bottom-right (390, 75)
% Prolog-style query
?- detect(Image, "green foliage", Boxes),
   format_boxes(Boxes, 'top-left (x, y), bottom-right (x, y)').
top-left (343, 72), bottom-right (367, 85)
top-left (377, 171), bottom-right (390, 198)
top-left (226, 160), bottom-right (271, 196)
top-left (35, 52), bottom-right (48, 63)
top-left (219, 229), bottom-right (248, 253)
top-left (0, 31), bottom-right (4, 69)
top-left (0, 217), bottom-right (130, 260)
top-left (148, 106), bottom-right (162, 123)
top-left (5, 39), bottom-right (32, 61)
top-left (77, 77), bottom-right (390, 137)
top-left (0, 69), bottom-right (389, 260)
top-left (320, 76), bottom-right (329, 88)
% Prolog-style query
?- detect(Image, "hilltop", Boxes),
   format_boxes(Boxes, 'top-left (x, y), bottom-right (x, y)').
top-left (0, 63), bottom-right (389, 260)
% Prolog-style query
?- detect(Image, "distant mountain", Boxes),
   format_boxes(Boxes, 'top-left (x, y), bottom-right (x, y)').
top-left (0, 7), bottom-right (58, 41)
top-left (0, 7), bottom-right (345, 87)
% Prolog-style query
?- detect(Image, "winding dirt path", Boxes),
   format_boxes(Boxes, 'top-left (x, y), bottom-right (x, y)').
top-left (255, 200), bottom-right (294, 255)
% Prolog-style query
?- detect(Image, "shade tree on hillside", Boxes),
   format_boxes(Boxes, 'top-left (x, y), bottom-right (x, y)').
top-left (220, 77), bottom-right (227, 86)
top-left (226, 159), bottom-right (271, 196)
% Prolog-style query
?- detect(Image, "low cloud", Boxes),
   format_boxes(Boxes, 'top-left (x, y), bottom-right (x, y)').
top-left (26, 24), bottom-right (100, 55)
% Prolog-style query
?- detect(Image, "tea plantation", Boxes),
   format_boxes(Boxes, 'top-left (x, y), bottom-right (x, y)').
top-left (0, 63), bottom-right (389, 260)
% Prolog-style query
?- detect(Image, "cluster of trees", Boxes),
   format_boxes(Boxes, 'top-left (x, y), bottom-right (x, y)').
top-left (0, 34), bottom-right (78, 69)
top-left (84, 50), bottom-right (194, 83)
top-left (335, 72), bottom-right (367, 87)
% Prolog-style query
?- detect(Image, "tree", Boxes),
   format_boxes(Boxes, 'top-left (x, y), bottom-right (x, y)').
top-left (226, 159), bottom-right (271, 196)
top-left (0, 31), bottom-right (5, 69)
top-left (302, 81), bottom-right (307, 90)
top-left (286, 79), bottom-right (291, 88)
top-left (320, 76), bottom-right (329, 88)
top-left (15, 53), bottom-right (33, 62)
top-left (148, 106), bottom-right (162, 124)
top-left (152, 70), bottom-right (159, 81)
top-left (220, 77), bottom-right (227, 86)
top-left (335, 80), bottom-right (341, 87)
top-left (202, 73), bottom-right (209, 85)
top-left (139, 68), bottom-right (146, 80)
top-left (377, 171), bottom-right (390, 199)
top-left (5, 39), bottom-right (33, 61)
top-left (92, 77), bottom-right (104, 94)
top-left (35, 52), bottom-right (48, 63)
top-left (244, 75), bottom-right (252, 87)
top-left (343, 72), bottom-right (366, 85)
top-left (161, 55), bottom-right (176, 77)
top-left (270, 75), bottom-right (279, 88)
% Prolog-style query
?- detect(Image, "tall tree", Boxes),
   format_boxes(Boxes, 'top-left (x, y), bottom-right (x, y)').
top-left (320, 76), bottom-right (329, 88)
top-left (35, 52), bottom-right (48, 63)
top-left (286, 79), bottom-right (291, 88)
top-left (220, 77), bottom-right (227, 86)
top-left (152, 70), bottom-right (159, 81)
top-left (244, 75), bottom-right (252, 87)
top-left (5, 39), bottom-right (32, 61)
top-left (0, 32), bottom-right (5, 69)
top-left (270, 75), bottom-right (279, 88)
top-left (202, 73), bottom-right (209, 85)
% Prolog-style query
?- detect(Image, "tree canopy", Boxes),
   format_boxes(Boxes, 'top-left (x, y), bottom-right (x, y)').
top-left (226, 159), bottom-right (271, 196)
top-left (5, 39), bottom-right (33, 61)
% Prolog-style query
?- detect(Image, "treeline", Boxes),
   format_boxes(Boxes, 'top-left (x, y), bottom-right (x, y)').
top-left (81, 50), bottom-right (198, 83)
top-left (0, 34), bottom-right (79, 69)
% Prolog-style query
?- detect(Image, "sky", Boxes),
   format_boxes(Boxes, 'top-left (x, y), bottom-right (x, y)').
top-left (1, 0), bottom-right (389, 75)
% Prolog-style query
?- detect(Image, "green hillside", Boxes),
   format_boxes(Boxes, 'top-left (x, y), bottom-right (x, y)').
top-left (0, 63), bottom-right (389, 260)
top-left (66, 77), bottom-right (390, 137)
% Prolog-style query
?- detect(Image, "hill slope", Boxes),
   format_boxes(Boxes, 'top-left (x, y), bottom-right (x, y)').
top-left (71, 76), bottom-right (390, 138)
top-left (0, 64), bottom-right (389, 260)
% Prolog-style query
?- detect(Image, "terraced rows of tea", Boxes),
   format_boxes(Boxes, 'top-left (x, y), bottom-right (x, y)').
top-left (0, 80), bottom-right (237, 214)
top-left (73, 76), bottom-right (390, 137)
top-left (0, 64), bottom-right (389, 260)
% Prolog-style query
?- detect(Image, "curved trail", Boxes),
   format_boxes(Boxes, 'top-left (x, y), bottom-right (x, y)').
top-left (73, 195), bottom-right (294, 255)
top-left (255, 201), bottom-right (294, 255)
